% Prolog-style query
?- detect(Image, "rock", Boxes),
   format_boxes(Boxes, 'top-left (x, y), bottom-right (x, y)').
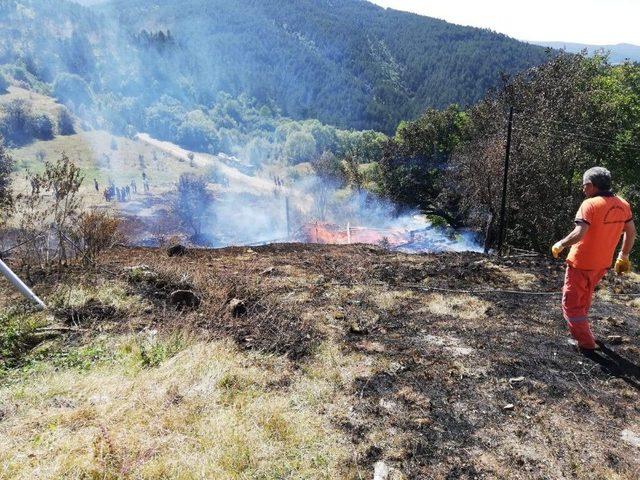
top-left (374, 461), bottom-right (390, 480)
top-left (374, 461), bottom-right (404, 480)
top-left (378, 398), bottom-right (398, 413)
top-left (169, 290), bottom-right (200, 309)
top-left (167, 244), bottom-right (187, 257)
top-left (606, 335), bottom-right (624, 345)
top-left (621, 429), bottom-right (640, 448)
top-left (356, 340), bottom-right (386, 353)
top-left (503, 404), bottom-right (515, 411)
top-left (606, 316), bottom-right (625, 327)
top-left (228, 298), bottom-right (247, 317)
top-left (349, 322), bottom-right (368, 334)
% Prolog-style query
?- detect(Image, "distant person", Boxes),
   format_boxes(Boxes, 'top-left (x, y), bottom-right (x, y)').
top-left (552, 167), bottom-right (636, 350)
top-left (94, 178), bottom-right (99, 192)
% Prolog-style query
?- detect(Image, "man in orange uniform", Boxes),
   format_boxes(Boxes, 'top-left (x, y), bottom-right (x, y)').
top-left (552, 167), bottom-right (636, 350)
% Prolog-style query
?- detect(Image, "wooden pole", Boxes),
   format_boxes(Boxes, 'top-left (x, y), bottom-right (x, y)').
top-left (497, 106), bottom-right (514, 256)
top-left (285, 195), bottom-right (290, 239)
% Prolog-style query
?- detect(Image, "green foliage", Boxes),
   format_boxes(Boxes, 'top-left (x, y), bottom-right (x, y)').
top-left (57, 107), bottom-right (75, 135)
top-left (378, 105), bottom-right (468, 223)
top-left (450, 53), bottom-right (640, 254)
top-left (284, 131), bottom-right (316, 164)
top-left (0, 307), bottom-right (49, 372)
top-left (0, 0), bottom-right (550, 143)
top-left (0, 99), bottom-right (56, 145)
top-left (0, 72), bottom-right (8, 93)
top-left (173, 173), bottom-right (212, 238)
top-left (52, 72), bottom-right (93, 109)
top-left (0, 139), bottom-right (14, 226)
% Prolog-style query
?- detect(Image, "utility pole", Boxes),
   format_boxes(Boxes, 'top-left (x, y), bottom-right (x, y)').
top-left (285, 195), bottom-right (290, 239)
top-left (497, 106), bottom-right (514, 256)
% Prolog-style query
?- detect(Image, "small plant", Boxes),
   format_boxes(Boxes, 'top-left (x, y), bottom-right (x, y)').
top-left (173, 173), bottom-right (213, 240)
top-left (0, 139), bottom-right (14, 228)
top-left (15, 153), bottom-right (84, 273)
top-left (73, 210), bottom-right (121, 264)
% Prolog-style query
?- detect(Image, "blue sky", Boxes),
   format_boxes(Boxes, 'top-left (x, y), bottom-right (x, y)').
top-left (369, 0), bottom-right (640, 45)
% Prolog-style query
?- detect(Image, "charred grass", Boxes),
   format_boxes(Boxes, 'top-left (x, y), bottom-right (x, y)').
top-left (1, 244), bottom-right (640, 478)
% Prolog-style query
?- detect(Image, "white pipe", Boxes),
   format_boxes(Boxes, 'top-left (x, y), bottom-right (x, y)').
top-left (0, 258), bottom-right (47, 310)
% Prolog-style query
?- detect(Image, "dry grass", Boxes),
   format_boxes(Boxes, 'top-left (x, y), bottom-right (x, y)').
top-left (484, 261), bottom-right (538, 289)
top-left (0, 336), bottom-right (355, 479)
top-left (8, 130), bottom-right (198, 201)
top-left (0, 86), bottom-right (61, 117)
top-left (3, 245), bottom-right (640, 479)
top-left (420, 293), bottom-right (490, 320)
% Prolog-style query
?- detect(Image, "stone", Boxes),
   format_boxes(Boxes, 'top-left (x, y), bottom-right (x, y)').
top-left (228, 298), bottom-right (247, 317)
top-left (374, 461), bottom-right (404, 480)
top-left (349, 322), bottom-right (368, 334)
top-left (606, 335), bottom-right (624, 345)
top-left (621, 429), bottom-right (640, 448)
top-left (169, 290), bottom-right (200, 309)
top-left (503, 404), bottom-right (515, 411)
top-left (167, 244), bottom-right (187, 257)
top-left (374, 461), bottom-right (390, 480)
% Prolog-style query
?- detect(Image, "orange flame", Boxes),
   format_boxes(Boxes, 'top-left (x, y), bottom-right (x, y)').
top-left (302, 222), bottom-right (408, 246)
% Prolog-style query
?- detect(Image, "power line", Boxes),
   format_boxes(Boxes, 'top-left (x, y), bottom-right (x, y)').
top-left (516, 122), bottom-right (640, 150)
top-left (512, 126), bottom-right (640, 153)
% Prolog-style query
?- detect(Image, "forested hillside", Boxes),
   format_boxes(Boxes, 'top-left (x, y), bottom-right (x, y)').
top-left (0, 0), bottom-right (550, 145)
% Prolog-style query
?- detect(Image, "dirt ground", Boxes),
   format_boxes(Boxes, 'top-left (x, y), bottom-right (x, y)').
top-left (2, 244), bottom-right (640, 479)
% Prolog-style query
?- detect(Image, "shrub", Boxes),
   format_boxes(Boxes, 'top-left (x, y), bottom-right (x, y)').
top-left (0, 139), bottom-right (14, 227)
top-left (57, 107), bottom-right (75, 135)
top-left (73, 210), bottom-right (121, 264)
top-left (53, 72), bottom-right (93, 108)
top-left (173, 173), bottom-right (212, 239)
top-left (0, 73), bottom-right (8, 93)
top-left (31, 114), bottom-right (54, 140)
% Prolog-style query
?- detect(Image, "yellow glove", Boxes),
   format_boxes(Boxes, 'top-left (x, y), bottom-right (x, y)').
top-left (614, 254), bottom-right (632, 274)
top-left (551, 242), bottom-right (565, 259)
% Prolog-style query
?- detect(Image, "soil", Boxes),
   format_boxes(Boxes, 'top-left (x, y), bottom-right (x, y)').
top-left (3, 243), bottom-right (640, 479)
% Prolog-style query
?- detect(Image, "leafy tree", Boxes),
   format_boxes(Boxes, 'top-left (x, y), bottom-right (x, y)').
top-left (0, 73), bottom-right (8, 94)
top-left (0, 138), bottom-right (14, 228)
top-left (57, 107), bottom-right (75, 135)
top-left (451, 53), bottom-right (616, 252)
top-left (173, 173), bottom-right (212, 239)
top-left (283, 131), bottom-right (316, 163)
top-left (53, 72), bottom-right (94, 109)
top-left (24, 153), bottom-right (84, 267)
top-left (378, 105), bottom-right (467, 223)
top-left (0, 99), bottom-right (33, 146)
top-left (31, 114), bottom-right (54, 140)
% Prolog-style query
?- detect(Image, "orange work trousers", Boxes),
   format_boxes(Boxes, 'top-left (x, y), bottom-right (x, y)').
top-left (562, 266), bottom-right (607, 349)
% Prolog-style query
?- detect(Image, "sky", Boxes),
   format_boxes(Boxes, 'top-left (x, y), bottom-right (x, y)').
top-left (368, 0), bottom-right (640, 45)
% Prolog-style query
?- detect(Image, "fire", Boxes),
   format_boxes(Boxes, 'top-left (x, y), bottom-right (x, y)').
top-left (302, 222), bottom-right (408, 246)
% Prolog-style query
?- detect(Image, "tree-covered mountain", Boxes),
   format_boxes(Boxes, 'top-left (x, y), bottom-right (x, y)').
top-left (98, 0), bottom-right (551, 132)
top-left (0, 0), bottom-right (551, 146)
top-left (531, 41), bottom-right (640, 64)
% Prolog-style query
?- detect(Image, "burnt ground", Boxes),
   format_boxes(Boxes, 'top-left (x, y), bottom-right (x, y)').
top-left (3, 244), bottom-right (640, 479)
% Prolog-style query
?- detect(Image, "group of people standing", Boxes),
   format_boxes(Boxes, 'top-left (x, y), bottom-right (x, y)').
top-left (97, 172), bottom-right (150, 203)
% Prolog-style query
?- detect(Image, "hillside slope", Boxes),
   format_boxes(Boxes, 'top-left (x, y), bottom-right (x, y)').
top-left (1, 245), bottom-right (639, 478)
top-left (0, 0), bottom-right (551, 134)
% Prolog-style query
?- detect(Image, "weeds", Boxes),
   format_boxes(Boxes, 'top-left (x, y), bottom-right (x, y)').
top-left (0, 307), bottom-right (50, 372)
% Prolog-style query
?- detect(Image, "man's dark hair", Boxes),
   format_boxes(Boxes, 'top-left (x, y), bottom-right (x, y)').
top-left (583, 167), bottom-right (612, 191)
